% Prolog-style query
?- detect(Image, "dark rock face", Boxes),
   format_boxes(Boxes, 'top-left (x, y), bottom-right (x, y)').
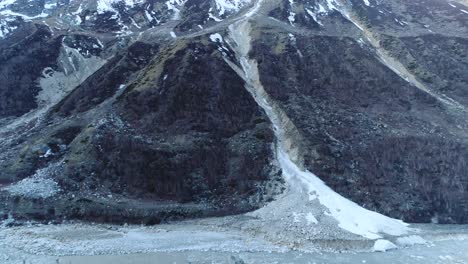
top-left (82, 40), bottom-right (277, 206)
top-left (0, 23), bottom-right (60, 118)
top-left (381, 34), bottom-right (468, 106)
top-left (0, 37), bottom-right (281, 223)
top-left (175, 0), bottom-right (211, 32)
top-left (53, 41), bottom-right (160, 116)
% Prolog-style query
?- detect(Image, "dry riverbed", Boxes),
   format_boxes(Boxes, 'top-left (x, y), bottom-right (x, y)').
top-left (1, 220), bottom-right (468, 264)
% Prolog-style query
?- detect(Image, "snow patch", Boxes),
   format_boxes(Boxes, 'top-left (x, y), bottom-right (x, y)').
top-left (357, 37), bottom-right (366, 47)
top-left (341, 11), bottom-right (364, 31)
top-left (288, 0), bottom-right (295, 25)
top-left (214, 0), bottom-right (251, 16)
top-left (277, 149), bottom-right (409, 239)
top-left (0, 9), bottom-right (48, 19)
top-left (363, 0), bottom-right (370, 6)
top-left (288, 12), bottom-right (296, 25)
top-left (209, 33), bottom-right (223, 42)
top-left (166, 0), bottom-right (187, 20)
top-left (97, 0), bottom-right (117, 14)
top-left (72, 4), bottom-right (83, 15)
top-left (210, 32), bottom-right (230, 57)
top-left (0, 17), bottom-right (17, 38)
top-left (97, 0), bottom-right (144, 14)
top-left (325, 0), bottom-right (338, 11)
top-left (208, 9), bottom-right (223, 21)
top-left (317, 3), bottom-right (327, 14)
top-left (73, 15), bottom-right (82, 25)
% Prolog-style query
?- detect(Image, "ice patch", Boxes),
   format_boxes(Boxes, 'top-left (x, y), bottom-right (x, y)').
top-left (306, 212), bottom-right (318, 225)
top-left (292, 212), bottom-right (301, 223)
top-left (439, 255), bottom-right (455, 261)
top-left (363, 0), bottom-right (370, 6)
top-left (373, 239), bottom-right (398, 252)
top-left (396, 236), bottom-right (427, 247)
top-left (170, 31), bottom-right (177, 38)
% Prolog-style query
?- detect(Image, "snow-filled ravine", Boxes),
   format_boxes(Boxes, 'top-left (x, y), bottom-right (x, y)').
top-left (223, 0), bottom-right (409, 242)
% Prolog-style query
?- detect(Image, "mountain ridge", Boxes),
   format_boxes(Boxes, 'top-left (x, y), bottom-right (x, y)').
top-left (1, 0), bottom-right (468, 229)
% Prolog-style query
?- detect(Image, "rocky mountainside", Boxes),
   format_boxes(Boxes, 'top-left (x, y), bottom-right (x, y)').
top-left (0, 0), bottom-right (467, 229)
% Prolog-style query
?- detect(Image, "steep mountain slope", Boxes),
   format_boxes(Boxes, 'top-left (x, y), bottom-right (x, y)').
top-left (0, 0), bottom-right (467, 234)
top-left (259, 0), bottom-right (468, 223)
